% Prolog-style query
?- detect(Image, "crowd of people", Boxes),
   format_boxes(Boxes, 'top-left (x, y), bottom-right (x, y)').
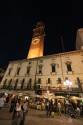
top-left (0, 93), bottom-right (29, 125)
top-left (0, 92), bottom-right (83, 125)
top-left (31, 95), bottom-right (83, 118)
top-left (45, 98), bottom-right (82, 118)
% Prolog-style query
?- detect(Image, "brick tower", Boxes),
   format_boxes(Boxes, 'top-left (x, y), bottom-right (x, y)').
top-left (27, 22), bottom-right (45, 59)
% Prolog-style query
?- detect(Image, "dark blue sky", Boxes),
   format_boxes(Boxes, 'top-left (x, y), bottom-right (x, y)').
top-left (0, 0), bottom-right (83, 67)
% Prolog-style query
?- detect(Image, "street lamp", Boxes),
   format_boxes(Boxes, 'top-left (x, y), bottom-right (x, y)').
top-left (64, 79), bottom-right (72, 87)
top-left (63, 79), bottom-right (72, 97)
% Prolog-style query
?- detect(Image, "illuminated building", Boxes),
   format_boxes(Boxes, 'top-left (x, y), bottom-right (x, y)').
top-left (0, 22), bottom-right (83, 96)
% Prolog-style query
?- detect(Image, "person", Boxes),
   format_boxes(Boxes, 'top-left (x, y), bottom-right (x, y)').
top-left (45, 100), bottom-right (50, 117)
top-left (23, 100), bottom-right (29, 114)
top-left (21, 100), bottom-right (29, 125)
top-left (12, 99), bottom-right (23, 125)
top-left (0, 95), bottom-right (5, 109)
top-left (75, 107), bottom-right (80, 118)
top-left (65, 99), bottom-right (69, 114)
top-left (9, 97), bottom-right (16, 113)
top-left (57, 101), bottom-right (61, 116)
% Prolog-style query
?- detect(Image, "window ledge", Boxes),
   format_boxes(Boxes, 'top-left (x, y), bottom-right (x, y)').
top-left (67, 71), bottom-right (73, 74)
top-left (51, 72), bottom-right (56, 75)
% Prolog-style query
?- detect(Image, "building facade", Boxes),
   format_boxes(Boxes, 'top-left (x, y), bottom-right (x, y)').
top-left (0, 50), bottom-right (83, 95)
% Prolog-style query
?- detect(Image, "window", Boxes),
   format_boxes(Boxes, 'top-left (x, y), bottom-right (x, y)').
top-left (3, 79), bottom-right (7, 85)
top-left (48, 78), bottom-right (51, 84)
top-left (57, 78), bottom-right (61, 84)
top-left (17, 67), bottom-right (20, 75)
top-left (14, 79), bottom-right (18, 90)
top-left (29, 61), bottom-right (32, 64)
top-left (65, 77), bottom-right (68, 80)
top-left (3, 79), bottom-right (7, 88)
top-left (8, 79), bottom-right (12, 89)
top-left (38, 65), bottom-right (42, 74)
top-left (15, 79), bottom-right (18, 84)
top-left (8, 79), bottom-right (12, 85)
top-left (21, 79), bottom-right (25, 89)
top-left (26, 66), bottom-right (30, 74)
top-left (66, 62), bottom-right (72, 72)
top-left (51, 64), bottom-right (56, 73)
top-left (8, 68), bottom-right (12, 75)
top-left (39, 59), bottom-right (43, 63)
top-left (27, 78), bottom-right (32, 89)
top-left (38, 78), bottom-right (41, 84)
top-left (77, 77), bottom-right (82, 91)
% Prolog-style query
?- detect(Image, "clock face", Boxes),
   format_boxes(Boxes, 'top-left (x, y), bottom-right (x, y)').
top-left (32, 38), bottom-right (40, 45)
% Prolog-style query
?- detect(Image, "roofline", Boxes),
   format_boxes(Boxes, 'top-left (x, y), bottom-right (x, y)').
top-left (9, 49), bottom-right (83, 64)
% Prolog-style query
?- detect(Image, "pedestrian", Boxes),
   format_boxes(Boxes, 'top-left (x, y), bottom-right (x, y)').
top-left (57, 101), bottom-right (62, 116)
top-left (0, 95), bottom-right (5, 109)
top-left (45, 100), bottom-right (50, 117)
top-left (75, 107), bottom-right (80, 118)
top-left (12, 99), bottom-right (23, 125)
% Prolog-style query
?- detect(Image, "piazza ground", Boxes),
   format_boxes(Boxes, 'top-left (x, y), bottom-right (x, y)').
top-left (0, 105), bottom-right (83, 125)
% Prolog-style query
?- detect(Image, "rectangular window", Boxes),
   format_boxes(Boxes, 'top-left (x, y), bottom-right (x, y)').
top-left (38, 65), bottom-right (42, 74)
top-left (39, 59), bottom-right (43, 63)
top-left (3, 79), bottom-right (7, 85)
top-left (48, 78), bottom-right (51, 84)
top-left (3, 79), bottom-right (7, 88)
top-left (27, 66), bottom-right (30, 74)
top-left (38, 78), bottom-right (41, 84)
top-left (17, 67), bottom-right (20, 75)
top-left (57, 78), bottom-right (61, 84)
top-left (65, 77), bottom-right (68, 80)
top-left (14, 79), bottom-right (18, 90)
top-left (27, 78), bottom-right (32, 89)
top-left (77, 77), bottom-right (82, 91)
top-left (8, 68), bottom-right (12, 75)
top-left (51, 64), bottom-right (56, 72)
top-left (9, 79), bottom-right (12, 85)
top-left (8, 79), bottom-right (12, 88)
top-left (66, 62), bottom-right (72, 72)
top-left (29, 61), bottom-right (32, 64)
top-left (21, 79), bottom-right (25, 89)
top-left (67, 64), bottom-right (72, 71)
top-left (29, 78), bottom-right (32, 84)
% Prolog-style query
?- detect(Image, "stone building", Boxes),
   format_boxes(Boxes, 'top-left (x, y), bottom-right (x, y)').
top-left (0, 50), bottom-right (83, 95)
top-left (0, 22), bottom-right (83, 96)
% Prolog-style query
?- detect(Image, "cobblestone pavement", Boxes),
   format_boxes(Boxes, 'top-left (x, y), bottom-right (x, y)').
top-left (0, 107), bottom-right (83, 125)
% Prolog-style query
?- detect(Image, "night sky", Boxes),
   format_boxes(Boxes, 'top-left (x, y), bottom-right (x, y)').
top-left (0, 0), bottom-right (83, 67)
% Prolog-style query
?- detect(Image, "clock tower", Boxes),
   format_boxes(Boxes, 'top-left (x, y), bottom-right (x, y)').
top-left (27, 22), bottom-right (45, 59)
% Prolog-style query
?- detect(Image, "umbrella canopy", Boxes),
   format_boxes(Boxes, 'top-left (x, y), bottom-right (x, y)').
top-left (55, 96), bottom-right (65, 99)
top-left (70, 96), bottom-right (80, 100)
